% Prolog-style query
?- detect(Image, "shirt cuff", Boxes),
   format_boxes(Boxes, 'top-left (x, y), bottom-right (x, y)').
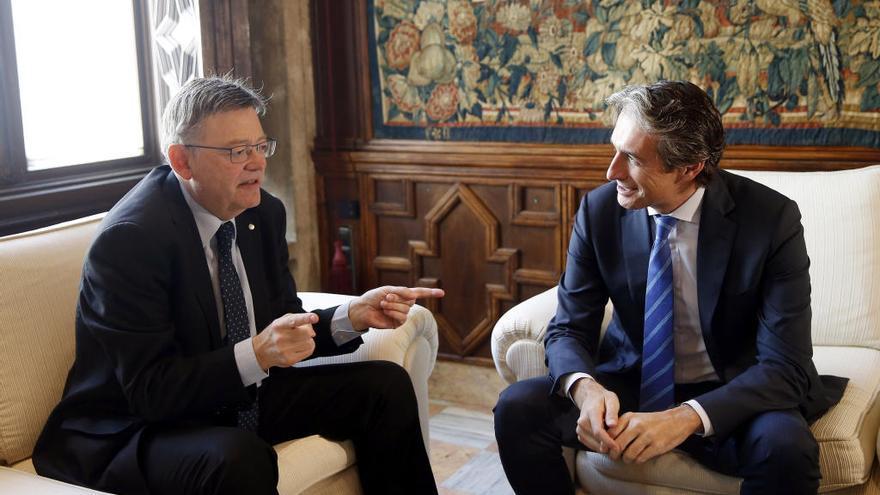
top-left (234, 338), bottom-right (269, 387)
top-left (683, 399), bottom-right (714, 437)
top-left (560, 372), bottom-right (594, 403)
top-left (330, 301), bottom-right (365, 346)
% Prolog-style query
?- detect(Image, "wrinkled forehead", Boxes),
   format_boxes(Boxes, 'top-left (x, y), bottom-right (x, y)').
top-left (191, 107), bottom-right (265, 144)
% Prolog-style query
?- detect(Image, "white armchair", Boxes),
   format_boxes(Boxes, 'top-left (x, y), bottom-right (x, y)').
top-left (491, 166), bottom-right (880, 494)
top-left (0, 215), bottom-right (438, 495)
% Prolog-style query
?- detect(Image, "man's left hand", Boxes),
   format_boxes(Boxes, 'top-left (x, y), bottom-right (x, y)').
top-left (606, 405), bottom-right (702, 464)
top-left (349, 286), bottom-right (445, 330)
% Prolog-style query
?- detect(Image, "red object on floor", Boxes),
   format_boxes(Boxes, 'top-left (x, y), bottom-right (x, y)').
top-left (329, 239), bottom-right (353, 294)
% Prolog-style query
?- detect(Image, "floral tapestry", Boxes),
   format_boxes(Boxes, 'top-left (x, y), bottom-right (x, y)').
top-left (369, 0), bottom-right (880, 147)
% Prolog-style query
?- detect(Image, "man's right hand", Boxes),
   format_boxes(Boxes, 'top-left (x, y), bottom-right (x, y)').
top-left (252, 313), bottom-right (318, 371)
top-left (571, 377), bottom-right (621, 455)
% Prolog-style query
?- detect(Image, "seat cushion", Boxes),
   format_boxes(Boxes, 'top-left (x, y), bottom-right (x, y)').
top-left (811, 347), bottom-right (880, 490)
top-left (0, 466), bottom-right (111, 494)
top-left (7, 435), bottom-right (361, 495)
top-left (274, 435), bottom-right (359, 495)
top-left (576, 346), bottom-right (880, 493)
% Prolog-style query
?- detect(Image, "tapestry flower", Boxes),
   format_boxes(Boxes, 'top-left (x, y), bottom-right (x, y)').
top-left (387, 74), bottom-right (422, 113)
top-left (538, 16), bottom-right (571, 52)
top-left (457, 45), bottom-right (481, 89)
top-left (496, 3), bottom-right (531, 33)
top-left (426, 83), bottom-right (459, 121)
top-left (385, 21), bottom-right (421, 70)
top-left (535, 64), bottom-right (560, 97)
top-left (448, 1), bottom-right (477, 44)
top-left (413, 1), bottom-right (444, 30)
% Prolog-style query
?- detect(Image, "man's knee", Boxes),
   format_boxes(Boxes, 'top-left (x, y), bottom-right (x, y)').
top-left (744, 411), bottom-right (819, 477)
top-left (145, 427), bottom-right (278, 495)
top-left (494, 378), bottom-right (552, 439)
top-left (363, 361), bottom-right (416, 401)
top-left (208, 430), bottom-right (278, 493)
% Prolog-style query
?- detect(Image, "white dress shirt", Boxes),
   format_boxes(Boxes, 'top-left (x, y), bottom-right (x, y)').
top-left (179, 181), bottom-right (362, 387)
top-left (562, 186), bottom-right (719, 436)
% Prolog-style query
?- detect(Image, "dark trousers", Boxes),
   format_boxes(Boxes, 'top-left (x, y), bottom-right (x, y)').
top-left (141, 361), bottom-right (437, 495)
top-left (494, 376), bottom-right (820, 495)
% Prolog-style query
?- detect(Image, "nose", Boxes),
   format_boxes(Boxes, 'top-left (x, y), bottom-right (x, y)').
top-left (244, 146), bottom-right (267, 170)
top-left (606, 151), bottom-right (626, 182)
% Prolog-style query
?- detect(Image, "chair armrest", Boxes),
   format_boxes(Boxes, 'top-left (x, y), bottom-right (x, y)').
top-left (295, 292), bottom-right (438, 447)
top-left (491, 286), bottom-right (614, 385)
top-left (491, 287), bottom-right (558, 384)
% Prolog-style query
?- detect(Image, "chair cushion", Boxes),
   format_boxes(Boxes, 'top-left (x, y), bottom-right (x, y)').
top-left (577, 449), bottom-right (741, 495)
top-left (274, 435), bottom-right (357, 494)
top-left (0, 466), bottom-right (111, 494)
top-left (729, 167), bottom-right (880, 349)
top-left (0, 215), bottom-right (102, 465)
top-left (576, 346), bottom-right (880, 493)
top-left (811, 347), bottom-right (880, 490)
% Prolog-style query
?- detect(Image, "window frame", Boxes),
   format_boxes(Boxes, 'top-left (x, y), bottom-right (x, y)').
top-left (0, 0), bottom-right (159, 236)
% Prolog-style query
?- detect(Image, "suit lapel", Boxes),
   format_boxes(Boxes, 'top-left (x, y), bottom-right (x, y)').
top-left (622, 208), bottom-right (651, 312)
top-left (236, 210), bottom-right (270, 333)
top-left (161, 170), bottom-right (223, 349)
top-left (697, 172), bottom-right (737, 355)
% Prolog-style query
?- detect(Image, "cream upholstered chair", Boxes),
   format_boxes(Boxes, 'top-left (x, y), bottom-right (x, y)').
top-left (0, 214), bottom-right (438, 495)
top-left (491, 165), bottom-right (880, 494)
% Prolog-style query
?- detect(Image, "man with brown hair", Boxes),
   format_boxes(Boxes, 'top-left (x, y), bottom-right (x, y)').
top-left (494, 80), bottom-right (846, 495)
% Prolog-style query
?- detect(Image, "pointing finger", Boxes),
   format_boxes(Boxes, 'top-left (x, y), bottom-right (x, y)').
top-left (386, 287), bottom-right (445, 300)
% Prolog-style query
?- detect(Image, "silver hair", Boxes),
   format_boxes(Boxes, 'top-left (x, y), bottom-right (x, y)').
top-left (605, 81), bottom-right (725, 185)
top-left (160, 75), bottom-right (268, 162)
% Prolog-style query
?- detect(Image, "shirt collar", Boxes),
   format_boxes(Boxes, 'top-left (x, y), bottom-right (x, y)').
top-left (647, 186), bottom-right (705, 224)
top-left (177, 178), bottom-right (234, 249)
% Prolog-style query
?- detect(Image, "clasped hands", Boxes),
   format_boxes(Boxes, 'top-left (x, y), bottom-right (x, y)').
top-left (253, 286), bottom-right (444, 370)
top-left (572, 378), bottom-right (702, 464)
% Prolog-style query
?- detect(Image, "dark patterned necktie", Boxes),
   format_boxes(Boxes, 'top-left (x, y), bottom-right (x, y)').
top-left (215, 221), bottom-right (259, 431)
top-left (639, 215), bottom-right (678, 412)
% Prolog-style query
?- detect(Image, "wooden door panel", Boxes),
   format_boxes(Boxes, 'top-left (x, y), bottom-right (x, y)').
top-left (365, 175), bottom-right (565, 361)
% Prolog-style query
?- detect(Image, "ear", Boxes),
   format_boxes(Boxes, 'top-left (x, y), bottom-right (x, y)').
top-left (678, 161), bottom-right (705, 183)
top-left (167, 144), bottom-right (193, 180)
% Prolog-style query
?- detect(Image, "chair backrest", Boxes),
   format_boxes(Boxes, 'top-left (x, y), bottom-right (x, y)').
top-left (0, 215), bottom-right (103, 465)
top-left (729, 167), bottom-right (880, 349)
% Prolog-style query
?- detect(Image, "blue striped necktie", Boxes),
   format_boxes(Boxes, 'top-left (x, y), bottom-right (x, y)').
top-left (640, 215), bottom-right (678, 412)
top-left (215, 221), bottom-right (259, 431)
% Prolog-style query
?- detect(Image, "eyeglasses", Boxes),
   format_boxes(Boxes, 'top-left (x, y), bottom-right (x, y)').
top-left (184, 138), bottom-right (277, 163)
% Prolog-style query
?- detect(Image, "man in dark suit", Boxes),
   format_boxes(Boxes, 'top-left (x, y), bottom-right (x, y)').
top-left (33, 76), bottom-right (443, 495)
top-left (494, 81), bottom-right (846, 495)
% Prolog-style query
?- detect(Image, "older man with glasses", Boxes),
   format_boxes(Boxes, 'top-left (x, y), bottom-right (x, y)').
top-left (32, 76), bottom-right (442, 495)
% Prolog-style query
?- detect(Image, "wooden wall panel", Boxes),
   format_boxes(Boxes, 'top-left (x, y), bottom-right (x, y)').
top-left (358, 172), bottom-right (570, 362)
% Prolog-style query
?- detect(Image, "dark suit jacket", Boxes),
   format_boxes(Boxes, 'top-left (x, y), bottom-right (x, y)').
top-left (33, 166), bottom-right (362, 493)
top-left (545, 169), bottom-right (846, 440)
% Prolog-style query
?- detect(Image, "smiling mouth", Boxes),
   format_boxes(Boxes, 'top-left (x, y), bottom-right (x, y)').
top-left (240, 179), bottom-right (260, 186)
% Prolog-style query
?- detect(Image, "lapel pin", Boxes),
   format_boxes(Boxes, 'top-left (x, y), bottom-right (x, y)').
top-left (248, 223), bottom-right (255, 231)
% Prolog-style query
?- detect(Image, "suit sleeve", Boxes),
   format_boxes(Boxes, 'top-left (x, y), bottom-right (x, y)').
top-left (80, 222), bottom-right (251, 422)
top-left (694, 200), bottom-right (816, 439)
top-left (544, 194), bottom-right (610, 395)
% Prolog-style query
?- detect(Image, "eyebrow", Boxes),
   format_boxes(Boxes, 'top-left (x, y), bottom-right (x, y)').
top-left (612, 142), bottom-right (643, 162)
top-left (222, 135), bottom-right (268, 147)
